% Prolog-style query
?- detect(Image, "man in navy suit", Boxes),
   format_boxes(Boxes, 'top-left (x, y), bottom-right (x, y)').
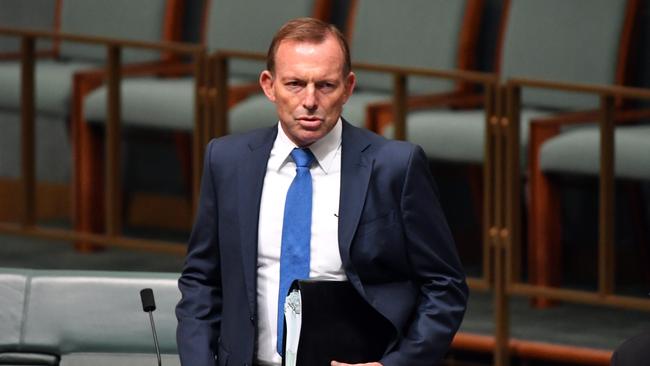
top-left (176, 17), bottom-right (468, 366)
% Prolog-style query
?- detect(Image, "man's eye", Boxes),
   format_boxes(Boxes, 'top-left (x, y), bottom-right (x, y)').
top-left (318, 82), bottom-right (336, 91)
top-left (286, 81), bottom-right (303, 88)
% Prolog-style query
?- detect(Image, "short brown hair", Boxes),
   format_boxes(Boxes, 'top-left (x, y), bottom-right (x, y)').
top-left (266, 17), bottom-right (351, 76)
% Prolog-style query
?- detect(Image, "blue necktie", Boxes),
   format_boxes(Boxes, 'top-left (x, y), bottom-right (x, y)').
top-left (277, 148), bottom-right (315, 355)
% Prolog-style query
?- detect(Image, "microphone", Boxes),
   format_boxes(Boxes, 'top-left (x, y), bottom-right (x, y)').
top-left (140, 288), bottom-right (162, 366)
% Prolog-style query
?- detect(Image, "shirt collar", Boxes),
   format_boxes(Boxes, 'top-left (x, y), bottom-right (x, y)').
top-left (272, 118), bottom-right (342, 174)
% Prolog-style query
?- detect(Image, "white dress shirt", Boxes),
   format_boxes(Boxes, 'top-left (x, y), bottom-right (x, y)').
top-left (256, 120), bottom-right (347, 365)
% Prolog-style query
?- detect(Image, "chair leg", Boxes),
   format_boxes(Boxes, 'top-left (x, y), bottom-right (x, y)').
top-left (528, 122), bottom-right (562, 307)
top-left (72, 73), bottom-right (105, 252)
top-left (75, 123), bottom-right (105, 252)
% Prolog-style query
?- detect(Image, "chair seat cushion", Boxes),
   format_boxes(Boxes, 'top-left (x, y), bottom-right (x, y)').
top-left (228, 94), bottom-right (277, 134)
top-left (0, 60), bottom-right (95, 116)
top-left (0, 352), bottom-right (59, 365)
top-left (84, 76), bottom-right (255, 131)
top-left (384, 108), bottom-right (549, 165)
top-left (60, 352), bottom-right (180, 366)
top-left (540, 124), bottom-right (650, 180)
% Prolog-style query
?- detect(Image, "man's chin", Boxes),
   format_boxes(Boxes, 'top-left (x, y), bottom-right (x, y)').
top-left (291, 130), bottom-right (324, 147)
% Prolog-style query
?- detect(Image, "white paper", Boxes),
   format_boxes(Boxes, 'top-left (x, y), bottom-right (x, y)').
top-left (284, 289), bottom-right (302, 366)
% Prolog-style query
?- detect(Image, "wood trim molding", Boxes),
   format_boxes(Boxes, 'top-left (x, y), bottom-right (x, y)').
top-left (452, 332), bottom-right (612, 365)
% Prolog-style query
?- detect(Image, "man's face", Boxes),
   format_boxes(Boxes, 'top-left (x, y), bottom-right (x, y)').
top-left (260, 35), bottom-right (355, 147)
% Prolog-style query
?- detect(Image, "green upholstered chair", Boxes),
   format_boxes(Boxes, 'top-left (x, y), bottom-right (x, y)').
top-left (228, 0), bottom-right (484, 134)
top-left (527, 108), bottom-right (650, 300)
top-left (0, 0), bottom-right (180, 223)
top-left (380, 0), bottom-right (637, 298)
top-left (0, 268), bottom-right (181, 366)
top-left (390, 0), bottom-right (633, 166)
top-left (75, 0), bottom-right (333, 238)
top-left (82, 0), bottom-right (333, 131)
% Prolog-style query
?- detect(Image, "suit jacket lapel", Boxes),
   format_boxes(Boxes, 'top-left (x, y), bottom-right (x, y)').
top-left (338, 121), bottom-right (373, 289)
top-left (238, 127), bottom-right (277, 315)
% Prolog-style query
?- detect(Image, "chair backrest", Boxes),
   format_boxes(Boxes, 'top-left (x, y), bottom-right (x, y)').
top-left (499, 0), bottom-right (636, 109)
top-left (348, 0), bottom-right (483, 94)
top-left (0, 269), bottom-right (29, 352)
top-left (57, 0), bottom-right (181, 63)
top-left (20, 270), bottom-right (181, 355)
top-left (204, 0), bottom-right (332, 78)
top-left (0, 268), bottom-right (182, 364)
top-left (0, 0), bottom-right (58, 53)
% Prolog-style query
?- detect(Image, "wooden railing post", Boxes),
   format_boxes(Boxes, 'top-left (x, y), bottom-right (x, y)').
top-left (493, 84), bottom-right (510, 366)
top-left (105, 44), bottom-right (122, 237)
top-left (392, 73), bottom-right (407, 140)
top-left (193, 50), bottom-right (207, 216)
top-left (483, 82), bottom-right (497, 286)
top-left (598, 95), bottom-right (616, 296)
top-left (505, 83), bottom-right (521, 285)
top-left (20, 36), bottom-right (36, 226)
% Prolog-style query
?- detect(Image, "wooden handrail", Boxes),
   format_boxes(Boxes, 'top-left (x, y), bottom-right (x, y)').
top-left (452, 333), bottom-right (613, 366)
top-left (0, 222), bottom-right (185, 255)
top-left (509, 77), bottom-right (650, 100)
top-left (210, 49), bottom-right (498, 84)
top-left (0, 26), bottom-right (203, 54)
top-left (510, 283), bottom-right (650, 311)
top-left (208, 49), bottom-right (498, 143)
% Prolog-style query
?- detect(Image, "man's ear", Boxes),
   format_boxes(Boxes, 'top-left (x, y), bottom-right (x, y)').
top-left (259, 70), bottom-right (276, 102)
top-left (342, 71), bottom-right (356, 104)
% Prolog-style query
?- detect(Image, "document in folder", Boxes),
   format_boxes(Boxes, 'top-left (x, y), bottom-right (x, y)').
top-left (282, 280), bottom-right (394, 366)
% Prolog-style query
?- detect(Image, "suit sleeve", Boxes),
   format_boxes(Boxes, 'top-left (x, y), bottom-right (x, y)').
top-left (176, 140), bottom-right (222, 366)
top-left (380, 145), bottom-right (469, 366)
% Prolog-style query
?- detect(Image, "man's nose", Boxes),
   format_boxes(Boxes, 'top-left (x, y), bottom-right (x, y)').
top-left (302, 85), bottom-right (317, 111)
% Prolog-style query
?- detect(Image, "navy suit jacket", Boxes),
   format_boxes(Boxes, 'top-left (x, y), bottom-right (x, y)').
top-left (611, 329), bottom-right (650, 366)
top-left (176, 121), bottom-right (468, 366)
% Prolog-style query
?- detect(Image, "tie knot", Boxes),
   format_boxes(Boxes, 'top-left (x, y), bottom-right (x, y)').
top-left (290, 148), bottom-right (314, 168)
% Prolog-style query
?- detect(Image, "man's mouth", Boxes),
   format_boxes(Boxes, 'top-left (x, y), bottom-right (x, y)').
top-left (297, 116), bottom-right (322, 122)
top-left (297, 116), bottom-right (324, 128)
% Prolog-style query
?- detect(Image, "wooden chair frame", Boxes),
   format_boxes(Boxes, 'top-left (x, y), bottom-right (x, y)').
top-left (503, 77), bottom-right (650, 365)
top-left (525, 89), bottom-right (650, 300)
top-left (0, 26), bottom-right (205, 255)
top-left (518, 0), bottom-right (641, 307)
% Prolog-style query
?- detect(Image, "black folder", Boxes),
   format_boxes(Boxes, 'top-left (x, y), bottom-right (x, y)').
top-left (282, 280), bottom-right (395, 366)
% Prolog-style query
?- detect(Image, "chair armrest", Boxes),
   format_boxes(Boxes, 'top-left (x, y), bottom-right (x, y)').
top-left (366, 90), bottom-right (484, 133)
top-left (0, 49), bottom-right (57, 61)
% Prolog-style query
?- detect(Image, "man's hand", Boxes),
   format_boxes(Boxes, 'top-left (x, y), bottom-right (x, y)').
top-left (331, 361), bottom-right (382, 366)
